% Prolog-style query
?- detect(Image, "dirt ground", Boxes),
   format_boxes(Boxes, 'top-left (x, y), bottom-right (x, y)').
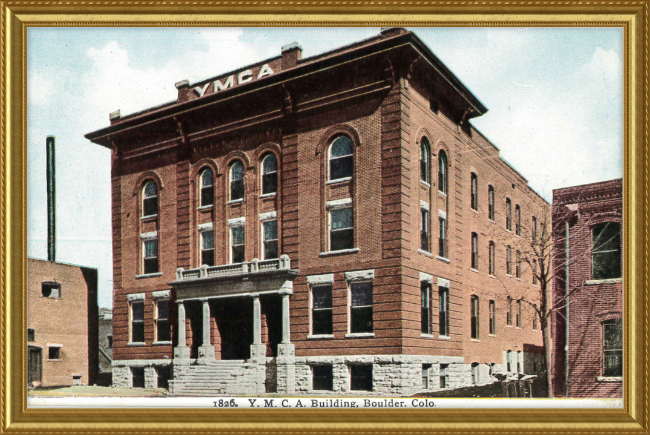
top-left (28, 385), bottom-right (167, 397)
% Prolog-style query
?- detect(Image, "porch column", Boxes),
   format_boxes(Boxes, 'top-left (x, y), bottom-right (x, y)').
top-left (197, 298), bottom-right (215, 363)
top-left (173, 301), bottom-right (190, 363)
top-left (281, 293), bottom-right (291, 344)
top-left (277, 286), bottom-right (295, 394)
top-left (249, 293), bottom-right (267, 394)
top-left (253, 294), bottom-right (262, 345)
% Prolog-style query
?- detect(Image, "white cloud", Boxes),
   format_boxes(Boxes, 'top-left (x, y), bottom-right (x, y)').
top-left (28, 71), bottom-right (57, 105)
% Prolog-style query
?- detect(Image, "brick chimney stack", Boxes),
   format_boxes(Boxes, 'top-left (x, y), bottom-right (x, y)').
top-left (281, 42), bottom-right (303, 70)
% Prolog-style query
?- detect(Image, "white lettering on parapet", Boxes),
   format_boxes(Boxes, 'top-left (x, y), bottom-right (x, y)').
top-left (193, 63), bottom-right (275, 98)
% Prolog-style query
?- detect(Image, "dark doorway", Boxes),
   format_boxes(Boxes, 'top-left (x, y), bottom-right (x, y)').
top-left (28, 346), bottom-right (42, 387)
top-left (186, 300), bottom-right (204, 358)
top-left (261, 295), bottom-right (282, 357)
top-left (214, 297), bottom-right (253, 360)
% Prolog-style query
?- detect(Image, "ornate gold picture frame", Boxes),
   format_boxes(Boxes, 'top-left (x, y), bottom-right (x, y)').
top-left (2, 2), bottom-right (648, 433)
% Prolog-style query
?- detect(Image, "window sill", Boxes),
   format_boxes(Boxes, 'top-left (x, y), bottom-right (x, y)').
top-left (471, 209), bottom-right (479, 215)
top-left (438, 191), bottom-right (447, 197)
top-left (228, 199), bottom-right (244, 205)
top-left (418, 249), bottom-right (433, 258)
top-left (470, 268), bottom-right (479, 273)
top-left (319, 248), bottom-right (359, 257)
top-left (489, 334), bottom-right (496, 337)
top-left (326, 177), bottom-right (352, 185)
top-left (136, 273), bottom-right (162, 279)
top-left (438, 335), bottom-right (451, 340)
top-left (128, 343), bottom-right (146, 347)
top-left (345, 333), bottom-right (375, 338)
top-left (47, 359), bottom-right (63, 362)
top-left (436, 256), bottom-right (450, 263)
top-left (506, 274), bottom-right (513, 278)
top-left (420, 333), bottom-right (434, 338)
top-left (420, 180), bottom-right (431, 188)
top-left (141, 215), bottom-right (157, 221)
top-left (596, 376), bottom-right (622, 382)
top-left (260, 192), bottom-right (277, 198)
top-left (470, 339), bottom-right (480, 342)
top-left (489, 274), bottom-right (496, 279)
top-left (153, 341), bottom-right (172, 346)
top-left (516, 278), bottom-right (522, 281)
top-left (488, 219), bottom-right (496, 224)
top-left (198, 205), bottom-right (213, 211)
top-left (586, 278), bottom-right (622, 285)
top-left (307, 334), bottom-right (335, 340)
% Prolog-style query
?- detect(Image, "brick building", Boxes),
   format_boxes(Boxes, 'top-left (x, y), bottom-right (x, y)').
top-left (552, 179), bottom-right (623, 398)
top-left (27, 258), bottom-right (99, 387)
top-left (85, 28), bottom-right (548, 396)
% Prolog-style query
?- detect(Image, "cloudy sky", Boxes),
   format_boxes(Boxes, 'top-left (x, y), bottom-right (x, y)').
top-left (27, 27), bottom-right (623, 307)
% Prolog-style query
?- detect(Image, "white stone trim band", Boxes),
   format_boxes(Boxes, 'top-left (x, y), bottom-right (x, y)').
top-left (419, 272), bottom-right (433, 283)
top-left (259, 211), bottom-right (277, 221)
top-left (420, 200), bottom-right (430, 211)
top-left (152, 290), bottom-right (171, 299)
top-left (112, 359), bottom-right (172, 367)
top-left (198, 222), bottom-right (214, 231)
top-left (307, 274), bottom-right (335, 285)
top-left (228, 217), bottom-right (246, 227)
top-left (439, 209), bottom-right (447, 219)
top-left (438, 278), bottom-right (450, 288)
top-left (127, 293), bottom-right (145, 302)
top-left (327, 198), bottom-right (352, 209)
top-left (345, 269), bottom-right (375, 281)
top-left (140, 231), bottom-right (157, 240)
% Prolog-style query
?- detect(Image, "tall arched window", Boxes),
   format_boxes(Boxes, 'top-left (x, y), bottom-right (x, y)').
top-left (470, 173), bottom-right (478, 210)
top-left (420, 137), bottom-right (430, 183)
top-left (261, 153), bottom-right (278, 195)
top-left (505, 198), bottom-right (512, 231)
top-left (328, 135), bottom-right (353, 181)
top-left (142, 180), bottom-right (158, 217)
top-left (471, 232), bottom-right (479, 270)
top-left (515, 204), bottom-right (521, 235)
top-left (230, 161), bottom-right (245, 201)
top-left (488, 186), bottom-right (495, 221)
top-left (438, 151), bottom-right (448, 194)
top-left (199, 168), bottom-right (214, 207)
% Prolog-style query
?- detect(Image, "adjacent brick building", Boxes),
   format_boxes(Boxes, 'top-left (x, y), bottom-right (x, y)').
top-left (552, 179), bottom-right (623, 398)
top-left (85, 28), bottom-right (549, 396)
top-left (27, 258), bottom-right (99, 387)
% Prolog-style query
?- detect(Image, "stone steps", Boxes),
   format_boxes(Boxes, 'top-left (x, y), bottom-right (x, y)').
top-left (169, 362), bottom-right (264, 396)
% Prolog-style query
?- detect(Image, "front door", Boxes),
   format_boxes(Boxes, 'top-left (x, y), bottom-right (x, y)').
top-left (28, 346), bottom-right (42, 386)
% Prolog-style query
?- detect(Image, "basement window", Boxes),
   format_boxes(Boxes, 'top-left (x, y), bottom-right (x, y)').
top-left (41, 282), bottom-right (61, 298)
top-left (312, 365), bottom-right (333, 391)
top-left (131, 367), bottom-right (145, 388)
top-left (350, 364), bottom-right (372, 391)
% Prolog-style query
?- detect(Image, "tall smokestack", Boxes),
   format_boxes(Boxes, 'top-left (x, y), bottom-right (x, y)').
top-left (46, 136), bottom-right (56, 262)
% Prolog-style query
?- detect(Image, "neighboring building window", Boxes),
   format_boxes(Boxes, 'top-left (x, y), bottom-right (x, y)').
top-left (421, 282), bottom-right (431, 334)
top-left (350, 365), bottom-right (372, 391)
top-left (350, 281), bottom-right (373, 333)
top-left (592, 222), bottom-right (621, 280)
top-left (313, 365), bottom-right (334, 390)
top-left (142, 180), bottom-right (158, 217)
top-left (517, 351), bottom-right (522, 373)
top-left (438, 151), bottom-right (448, 194)
top-left (506, 245), bottom-right (512, 275)
top-left (143, 238), bottom-right (159, 274)
top-left (507, 350), bottom-right (513, 372)
top-left (470, 173), bottom-right (478, 210)
top-left (532, 306), bottom-right (538, 330)
top-left (27, 328), bottom-right (35, 342)
top-left (230, 161), bottom-right (245, 201)
top-left (329, 206), bottom-right (353, 251)
top-left (505, 198), bottom-right (512, 231)
top-left (199, 168), bottom-right (214, 207)
top-left (231, 225), bottom-right (245, 263)
top-left (516, 299), bottom-right (522, 328)
top-left (507, 297), bottom-right (513, 326)
top-left (489, 241), bottom-right (495, 276)
top-left (155, 299), bottom-right (170, 342)
top-left (532, 216), bottom-right (538, 241)
top-left (201, 230), bottom-right (215, 266)
top-left (516, 250), bottom-right (521, 279)
top-left (470, 295), bottom-right (479, 339)
top-left (261, 153), bottom-right (278, 195)
top-left (439, 364), bottom-right (449, 388)
top-left (48, 346), bottom-right (61, 360)
top-left (329, 135), bottom-right (353, 181)
top-left (488, 185), bottom-right (495, 220)
top-left (422, 364), bottom-right (431, 389)
top-left (41, 281), bottom-right (61, 298)
top-left (263, 220), bottom-right (278, 260)
top-left (420, 138), bottom-right (430, 183)
top-left (471, 232), bottom-right (479, 270)
top-left (602, 319), bottom-right (622, 377)
top-left (132, 367), bottom-right (145, 388)
top-left (130, 300), bottom-right (145, 343)
top-left (439, 286), bottom-right (449, 336)
top-left (489, 300), bottom-right (496, 335)
top-left (107, 335), bottom-right (113, 349)
top-left (421, 208), bottom-right (430, 252)
top-left (471, 362), bottom-right (479, 384)
top-left (515, 204), bottom-right (521, 236)
top-left (312, 285), bottom-right (333, 335)
top-left (438, 216), bottom-right (447, 258)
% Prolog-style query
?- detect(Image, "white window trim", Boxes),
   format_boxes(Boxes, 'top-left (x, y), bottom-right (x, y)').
top-left (198, 222), bottom-right (214, 232)
top-left (127, 293), bottom-right (145, 302)
top-left (129, 298), bottom-right (145, 344)
top-left (229, 225), bottom-right (245, 264)
top-left (307, 274), bottom-right (334, 285)
top-left (345, 270), bottom-right (375, 281)
top-left (261, 219), bottom-right (278, 260)
top-left (419, 272), bottom-right (433, 283)
top-left (327, 138), bottom-right (353, 182)
top-left (327, 198), bottom-right (352, 210)
top-left (140, 231), bottom-right (157, 240)
top-left (152, 290), bottom-right (170, 299)
top-left (420, 200), bottom-right (430, 211)
top-left (438, 209), bottom-right (447, 219)
top-left (228, 217), bottom-right (245, 227)
top-left (154, 298), bottom-right (170, 343)
top-left (327, 203), bottom-right (354, 253)
top-left (346, 277), bottom-right (374, 335)
top-left (309, 283), bottom-right (333, 337)
top-left (259, 211), bottom-right (277, 222)
top-left (438, 277), bottom-right (450, 288)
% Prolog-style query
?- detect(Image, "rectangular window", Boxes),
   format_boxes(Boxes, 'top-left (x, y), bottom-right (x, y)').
top-left (488, 186), bottom-right (495, 220)
top-left (506, 199), bottom-right (512, 231)
top-left (515, 205), bottom-right (521, 236)
top-left (132, 367), bottom-right (145, 388)
top-left (471, 233), bottom-right (479, 270)
top-left (312, 285), bottom-right (333, 335)
top-left (603, 319), bottom-right (622, 377)
top-left (350, 282), bottom-right (373, 333)
top-left (507, 297), bottom-right (513, 326)
top-left (506, 246), bottom-right (512, 275)
top-left (28, 328), bottom-right (35, 342)
top-left (516, 299), bottom-right (522, 328)
top-left (155, 299), bottom-right (170, 342)
top-left (516, 250), bottom-right (521, 279)
top-left (263, 220), bottom-right (278, 260)
top-left (157, 365), bottom-right (171, 389)
top-left (470, 173), bottom-right (478, 210)
top-left (231, 226), bottom-right (245, 264)
top-left (201, 230), bottom-right (215, 266)
top-left (592, 222), bottom-right (621, 280)
top-left (130, 300), bottom-right (145, 343)
top-left (421, 282), bottom-right (431, 334)
top-left (438, 217), bottom-right (447, 258)
top-left (532, 307), bottom-right (538, 330)
top-left (471, 296), bottom-right (479, 339)
top-left (107, 335), bottom-right (113, 349)
top-left (350, 365), bottom-right (373, 391)
top-left (48, 346), bottom-right (61, 360)
top-left (421, 208), bottom-right (430, 252)
top-left (330, 207), bottom-right (353, 251)
top-left (422, 364), bottom-right (432, 389)
top-left (41, 281), bottom-right (61, 298)
top-left (439, 287), bottom-right (449, 336)
top-left (532, 260), bottom-right (538, 285)
top-left (313, 365), bottom-right (334, 390)
top-left (532, 216), bottom-right (538, 241)
top-left (143, 238), bottom-right (159, 274)
top-left (439, 364), bottom-right (448, 388)
top-left (489, 300), bottom-right (496, 335)
top-left (489, 242), bottom-right (495, 275)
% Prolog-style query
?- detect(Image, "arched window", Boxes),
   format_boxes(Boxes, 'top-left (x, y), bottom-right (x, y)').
top-left (199, 168), bottom-right (214, 207)
top-left (470, 295), bottom-right (479, 339)
top-left (488, 241), bottom-right (495, 276)
top-left (592, 222), bottom-right (621, 280)
top-left (420, 137), bottom-right (430, 183)
top-left (328, 136), bottom-right (353, 181)
top-left (471, 232), bottom-right (479, 270)
top-left (230, 161), bottom-right (245, 201)
top-left (261, 153), bottom-right (278, 195)
top-left (505, 198), bottom-right (512, 231)
top-left (470, 173), bottom-right (478, 210)
top-left (515, 204), bottom-right (521, 236)
top-left (438, 151), bottom-right (448, 194)
top-left (142, 181), bottom-right (158, 217)
top-left (488, 186), bottom-right (495, 221)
